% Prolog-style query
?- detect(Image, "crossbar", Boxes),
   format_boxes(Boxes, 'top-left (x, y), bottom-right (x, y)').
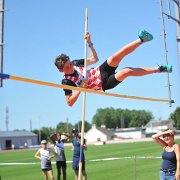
top-left (0, 73), bottom-right (173, 103)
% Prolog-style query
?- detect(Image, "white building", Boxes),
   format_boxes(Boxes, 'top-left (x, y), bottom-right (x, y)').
top-left (145, 119), bottom-right (174, 136)
top-left (85, 120), bottom-right (174, 142)
top-left (85, 124), bottom-right (115, 143)
top-left (111, 127), bottom-right (146, 139)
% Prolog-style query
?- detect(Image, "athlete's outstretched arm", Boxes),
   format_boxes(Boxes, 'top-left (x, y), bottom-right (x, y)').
top-left (65, 91), bottom-right (81, 106)
top-left (84, 32), bottom-right (99, 66)
top-left (65, 80), bottom-right (88, 106)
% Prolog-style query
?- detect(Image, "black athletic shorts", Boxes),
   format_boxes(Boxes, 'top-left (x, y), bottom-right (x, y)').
top-left (42, 167), bottom-right (52, 171)
top-left (56, 161), bottom-right (67, 169)
top-left (100, 60), bottom-right (122, 91)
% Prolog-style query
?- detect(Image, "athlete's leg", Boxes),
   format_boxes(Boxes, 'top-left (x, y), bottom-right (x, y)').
top-left (42, 171), bottom-right (48, 180)
top-left (82, 170), bottom-right (87, 180)
top-left (107, 30), bottom-right (153, 67)
top-left (56, 162), bottom-right (61, 180)
top-left (48, 170), bottom-right (55, 180)
top-left (57, 167), bottom-right (61, 180)
top-left (107, 40), bottom-right (141, 67)
top-left (115, 65), bottom-right (172, 82)
top-left (115, 67), bottom-right (157, 81)
top-left (62, 168), bottom-right (67, 180)
top-left (74, 170), bottom-right (78, 180)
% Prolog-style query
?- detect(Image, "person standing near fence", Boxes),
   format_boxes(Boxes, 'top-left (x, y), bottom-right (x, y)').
top-left (34, 140), bottom-right (57, 180)
top-left (152, 129), bottom-right (180, 180)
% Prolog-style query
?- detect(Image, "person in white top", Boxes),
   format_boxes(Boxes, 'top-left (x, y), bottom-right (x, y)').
top-left (34, 140), bottom-right (57, 180)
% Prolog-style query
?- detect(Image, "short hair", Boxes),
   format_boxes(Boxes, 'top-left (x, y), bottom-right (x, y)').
top-left (72, 128), bottom-right (79, 133)
top-left (54, 53), bottom-right (70, 70)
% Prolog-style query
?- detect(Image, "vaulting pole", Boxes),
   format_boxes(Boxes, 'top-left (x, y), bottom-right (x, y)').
top-left (78, 8), bottom-right (88, 180)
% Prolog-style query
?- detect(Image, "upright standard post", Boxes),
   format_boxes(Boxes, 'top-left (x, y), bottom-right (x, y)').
top-left (167, 0), bottom-right (171, 16)
top-left (174, 0), bottom-right (180, 68)
top-left (78, 8), bottom-right (88, 180)
top-left (0, 0), bottom-right (4, 87)
top-left (134, 156), bottom-right (137, 180)
top-left (159, 0), bottom-right (173, 107)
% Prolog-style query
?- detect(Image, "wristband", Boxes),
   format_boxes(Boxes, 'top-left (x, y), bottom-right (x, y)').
top-left (88, 42), bottom-right (93, 47)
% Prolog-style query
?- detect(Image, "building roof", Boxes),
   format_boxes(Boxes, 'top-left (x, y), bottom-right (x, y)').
top-left (0, 131), bottom-right (37, 138)
top-left (110, 127), bottom-right (145, 133)
top-left (144, 119), bottom-right (174, 128)
top-left (96, 127), bottom-right (115, 137)
top-left (88, 125), bottom-right (126, 139)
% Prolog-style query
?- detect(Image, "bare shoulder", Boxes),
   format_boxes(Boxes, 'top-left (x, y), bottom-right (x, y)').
top-left (174, 144), bottom-right (180, 149)
top-left (38, 148), bottom-right (43, 152)
top-left (174, 144), bottom-right (180, 153)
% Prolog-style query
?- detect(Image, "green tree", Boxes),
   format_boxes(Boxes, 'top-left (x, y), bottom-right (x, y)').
top-left (56, 121), bottom-right (73, 134)
top-left (74, 120), bottom-right (91, 132)
top-left (92, 107), bottom-right (153, 128)
top-left (128, 110), bottom-right (152, 127)
top-left (40, 127), bottom-right (55, 141)
top-left (170, 107), bottom-right (180, 129)
top-left (119, 109), bottom-right (132, 128)
top-left (92, 107), bottom-right (118, 128)
top-left (33, 127), bottom-right (55, 143)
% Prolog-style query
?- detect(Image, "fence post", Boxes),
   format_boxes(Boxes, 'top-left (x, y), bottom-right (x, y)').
top-left (134, 156), bottom-right (137, 180)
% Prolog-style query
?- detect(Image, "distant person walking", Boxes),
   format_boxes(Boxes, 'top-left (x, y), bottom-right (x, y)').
top-left (34, 140), bottom-right (57, 180)
top-left (152, 129), bottom-right (180, 180)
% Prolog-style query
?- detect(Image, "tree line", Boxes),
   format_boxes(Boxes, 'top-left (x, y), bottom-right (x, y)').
top-left (32, 121), bottom-right (91, 143)
top-left (92, 107), bottom-right (153, 128)
top-left (31, 107), bottom-right (180, 142)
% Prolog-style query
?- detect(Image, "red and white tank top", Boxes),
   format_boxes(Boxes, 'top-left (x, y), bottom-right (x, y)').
top-left (63, 65), bottom-right (103, 90)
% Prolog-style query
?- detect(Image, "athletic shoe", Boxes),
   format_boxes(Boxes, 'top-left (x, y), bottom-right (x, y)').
top-left (158, 65), bottom-right (172, 73)
top-left (138, 30), bottom-right (153, 42)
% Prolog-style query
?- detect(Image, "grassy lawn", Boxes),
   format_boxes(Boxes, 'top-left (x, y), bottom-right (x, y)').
top-left (0, 140), bottom-right (180, 180)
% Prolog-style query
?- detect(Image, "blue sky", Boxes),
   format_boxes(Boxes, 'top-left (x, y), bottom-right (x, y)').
top-left (0, 0), bottom-right (180, 131)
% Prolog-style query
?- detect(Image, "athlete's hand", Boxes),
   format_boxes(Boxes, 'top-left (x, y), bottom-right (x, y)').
top-left (80, 79), bottom-right (88, 88)
top-left (167, 129), bottom-right (174, 135)
top-left (84, 32), bottom-right (91, 44)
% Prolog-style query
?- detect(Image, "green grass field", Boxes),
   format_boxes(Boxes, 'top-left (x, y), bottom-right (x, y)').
top-left (1, 140), bottom-right (180, 180)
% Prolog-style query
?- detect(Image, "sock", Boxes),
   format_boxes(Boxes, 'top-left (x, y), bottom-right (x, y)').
top-left (137, 38), bottom-right (143, 44)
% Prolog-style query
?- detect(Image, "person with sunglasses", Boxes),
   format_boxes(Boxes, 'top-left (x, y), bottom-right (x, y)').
top-left (54, 31), bottom-right (172, 106)
top-left (152, 129), bottom-right (180, 180)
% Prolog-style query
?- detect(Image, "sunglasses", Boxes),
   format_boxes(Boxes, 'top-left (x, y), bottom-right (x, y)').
top-left (59, 59), bottom-right (68, 70)
top-left (163, 134), bottom-right (173, 138)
